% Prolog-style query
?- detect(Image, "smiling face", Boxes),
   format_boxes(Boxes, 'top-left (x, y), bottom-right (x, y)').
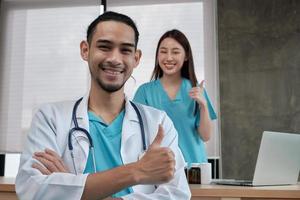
top-left (81, 20), bottom-right (141, 93)
top-left (158, 37), bottom-right (186, 78)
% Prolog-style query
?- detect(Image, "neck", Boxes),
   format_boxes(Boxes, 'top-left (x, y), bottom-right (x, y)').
top-left (159, 75), bottom-right (183, 100)
top-left (88, 83), bottom-right (125, 124)
top-left (160, 74), bottom-right (182, 86)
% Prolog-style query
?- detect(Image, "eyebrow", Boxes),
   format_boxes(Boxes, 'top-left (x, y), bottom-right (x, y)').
top-left (159, 47), bottom-right (181, 51)
top-left (96, 39), bottom-right (135, 48)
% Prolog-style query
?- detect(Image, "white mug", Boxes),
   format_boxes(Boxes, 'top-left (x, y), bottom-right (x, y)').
top-left (199, 162), bottom-right (212, 184)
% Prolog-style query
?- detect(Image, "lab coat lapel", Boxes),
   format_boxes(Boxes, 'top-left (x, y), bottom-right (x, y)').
top-left (76, 94), bottom-right (89, 132)
top-left (70, 94), bottom-right (90, 172)
top-left (121, 99), bottom-right (143, 164)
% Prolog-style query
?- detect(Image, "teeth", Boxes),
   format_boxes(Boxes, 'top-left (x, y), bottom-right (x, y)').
top-left (165, 63), bottom-right (175, 66)
top-left (104, 69), bottom-right (121, 75)
top-left (165, 64), bottom-right (175, 68)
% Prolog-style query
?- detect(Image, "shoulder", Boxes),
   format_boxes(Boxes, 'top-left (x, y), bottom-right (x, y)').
top-left (29, 100), bottom-right (78, 137)
top-left (182, 78), bottom-right (192, 88)
top-left (136, 80), bottom-right (159, 91)
top-left (38, 100), bottom-right (74, 113)
top-left (34, 99), bottom-right (76, 120)
top-left (134, 81), bottom-right (159, 102)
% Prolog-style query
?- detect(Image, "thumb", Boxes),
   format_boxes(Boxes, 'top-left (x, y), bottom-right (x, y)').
top-left (149, 125), bottom-right (164, 149)
top-left (199, 80), bottom-right (205, 88)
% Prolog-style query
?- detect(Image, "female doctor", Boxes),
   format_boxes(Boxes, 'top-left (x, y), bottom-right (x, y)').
top-left (15, 11), bottom-right (190, 200)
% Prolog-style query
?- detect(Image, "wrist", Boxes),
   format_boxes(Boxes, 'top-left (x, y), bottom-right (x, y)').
top-left (127, 162), bottom-right (143, 185)
top-left (198, 101), bottom-right (207, 109)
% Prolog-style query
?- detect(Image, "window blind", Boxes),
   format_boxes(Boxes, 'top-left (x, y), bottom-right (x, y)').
top-left (0, 2), bottom-right (100, 152)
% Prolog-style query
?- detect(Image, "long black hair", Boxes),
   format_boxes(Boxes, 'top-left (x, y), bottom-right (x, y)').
top-left (150, 29), bottom-right (198, 87)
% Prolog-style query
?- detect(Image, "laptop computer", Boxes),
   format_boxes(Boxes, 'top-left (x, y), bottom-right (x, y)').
top-left (213, 131), bottom-right (300, 186)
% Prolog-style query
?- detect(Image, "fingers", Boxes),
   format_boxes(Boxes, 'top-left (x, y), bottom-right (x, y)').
top-left (155, 147), bottom-right (174, 158)
top-left (159, 147), bottom-right (176, 166)
top-left (44, 148), bottom-right (60, 158)
top-left (33, 153), bottom-right (60, 173)
top-left (32, 162), bottom-right (51, 175)
top-left (156, 148), bottom-right (176, 182)
top-left (137, 145), bottom-right (176, 184)
top-left (189, 87), bottom-right (203, 98)
top-left (189, 80), bottom-right (206, 105)
top-left (45, 148), bottom-right (69, 172)
top-left (33, 149), bottom-right (69, 174)
top-left (149, 125), bottom-right (164, 149)
top-left (199, 80), bottom-right (205, 88)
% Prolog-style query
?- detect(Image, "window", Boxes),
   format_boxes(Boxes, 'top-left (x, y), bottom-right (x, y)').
top-left (108, 0), bottom-right (220, 158)
top-left (0, 0), bottom-right (102, 176)
top-left (0, 1), bottom-right (101, 153)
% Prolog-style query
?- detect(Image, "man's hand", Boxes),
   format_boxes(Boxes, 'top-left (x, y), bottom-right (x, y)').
top-left (32, 148), bottom-right (70, 175)
top-left (31, 126), bottom-right (175, 193)
top-left (134, 125), bottom-right (176, 184)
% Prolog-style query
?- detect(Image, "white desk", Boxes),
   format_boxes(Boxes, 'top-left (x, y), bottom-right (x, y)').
top-left (1, 177), bottom-right (300, 200)
top-left (190, 183), bottom-right (300, 200)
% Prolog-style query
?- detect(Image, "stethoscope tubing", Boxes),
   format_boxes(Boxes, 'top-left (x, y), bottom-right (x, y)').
top-left (68, 97), bottom-right (145, 174)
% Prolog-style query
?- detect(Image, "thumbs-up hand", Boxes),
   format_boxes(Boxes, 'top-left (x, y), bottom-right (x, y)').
top-left (134, 125), bottom-right (175, 184)
top-left (189, 80), bottom-right (207, 107)
top-left (148, 124), bottom-right (164, 149)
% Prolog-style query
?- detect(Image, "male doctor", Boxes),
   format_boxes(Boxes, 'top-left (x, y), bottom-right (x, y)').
top-left (15, 11), bottom-right (190, 200)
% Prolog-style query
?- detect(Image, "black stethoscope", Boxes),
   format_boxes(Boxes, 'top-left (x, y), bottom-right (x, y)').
top-left (68, 97), bottom-right (146, 174)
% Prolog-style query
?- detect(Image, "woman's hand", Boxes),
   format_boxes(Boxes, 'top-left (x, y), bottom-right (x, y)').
top-left (32, 148), bottom-right (70, 175)
top-left (189, 80), bottom-right (207, 107)
top-left (189, 80), bottom-right (213, 141)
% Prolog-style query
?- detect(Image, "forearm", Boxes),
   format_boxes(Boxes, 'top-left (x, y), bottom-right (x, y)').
top-left (197, 104), bottom-right (213, 142)
top-left (81, 163), bottom-right (138, 200)
top-left (103, 197), bottom-right (122, 200)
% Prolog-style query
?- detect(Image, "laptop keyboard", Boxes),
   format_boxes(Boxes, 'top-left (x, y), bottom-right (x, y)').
top-left (212, 179), bottom-right (253, 186)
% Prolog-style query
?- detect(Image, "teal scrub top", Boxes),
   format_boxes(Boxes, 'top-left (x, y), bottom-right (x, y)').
top-left (133, 79), bottom-right (217, 164)
top-left (84, 110), bottom-right (133, 198)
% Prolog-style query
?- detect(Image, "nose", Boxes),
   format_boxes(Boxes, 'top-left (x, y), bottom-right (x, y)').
top-left (166, 52), bottom-right (173, 61)
top-left (106, 48), bottom-right (122, 65)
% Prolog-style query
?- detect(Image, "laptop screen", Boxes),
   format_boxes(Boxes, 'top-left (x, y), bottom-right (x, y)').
top-left (252, 131), bottom-right (300, 186)
top-left (213, 131), bottom-right (300, 186)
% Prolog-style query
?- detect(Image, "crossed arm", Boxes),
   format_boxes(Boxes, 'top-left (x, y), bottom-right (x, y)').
top-left (32, 126), bottom-right (177, 200)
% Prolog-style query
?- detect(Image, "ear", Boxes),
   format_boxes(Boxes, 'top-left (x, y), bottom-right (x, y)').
top-left (80, 40), bottom-right (89, 61)
top-left (133, 49), bottom-right (142, 69)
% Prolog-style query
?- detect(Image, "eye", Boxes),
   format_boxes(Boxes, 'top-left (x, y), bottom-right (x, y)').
top-left (121, 48), bottom-right (133, 54)
top-left (159, 50), bottom-right (167, 54)
top-left (98, 45), bottom-right (111, 51)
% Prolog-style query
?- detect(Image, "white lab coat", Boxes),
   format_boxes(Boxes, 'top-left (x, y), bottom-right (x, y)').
top-left (16, 94), bottom-right (191, 200)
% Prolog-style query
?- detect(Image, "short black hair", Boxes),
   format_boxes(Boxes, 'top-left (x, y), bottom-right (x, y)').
top-left (86, 11), bottom-right (139, 48)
